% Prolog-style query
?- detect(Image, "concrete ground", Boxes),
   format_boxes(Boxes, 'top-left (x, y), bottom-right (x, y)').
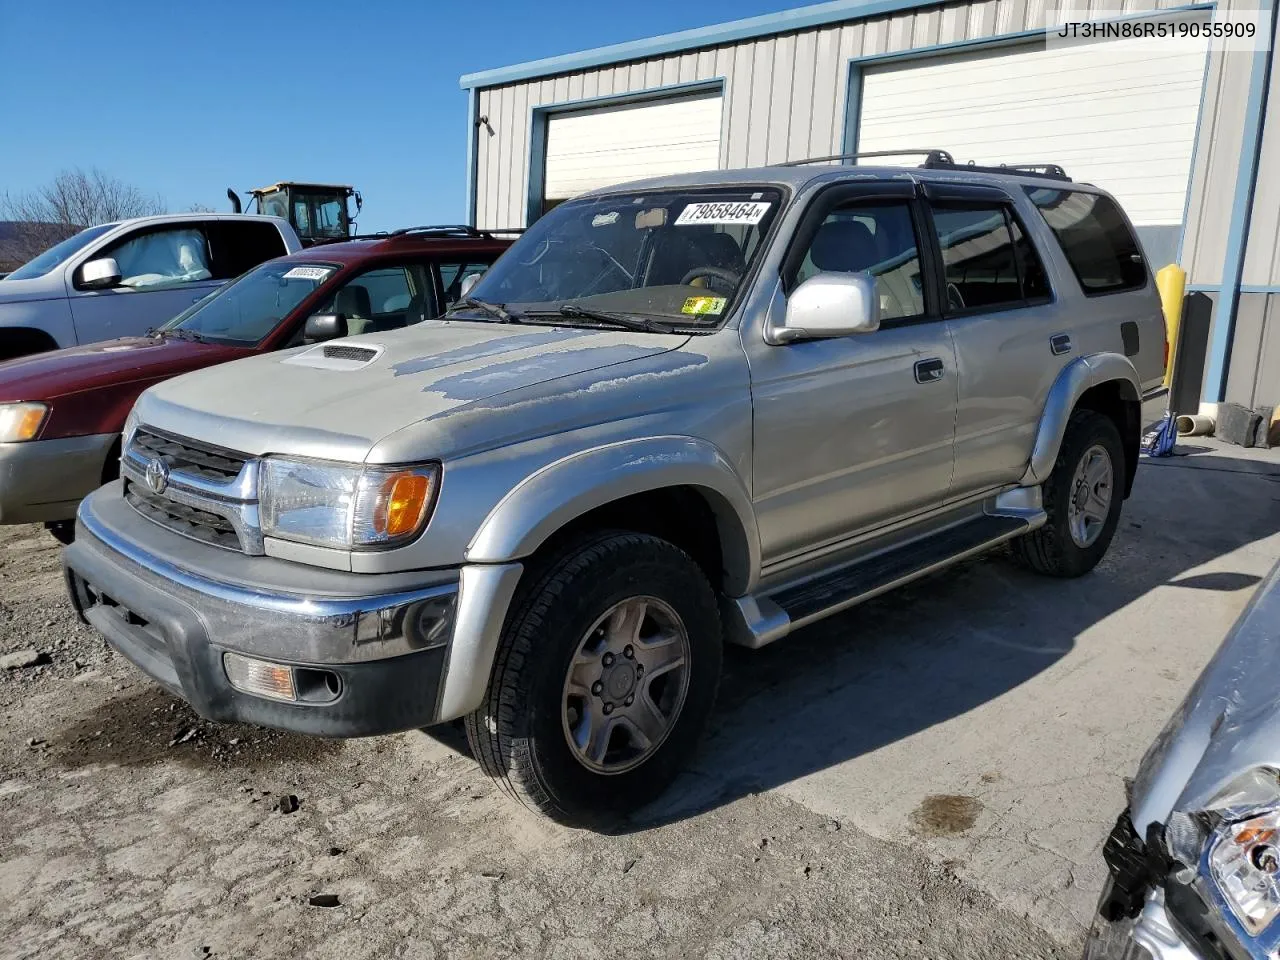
top-left (1, 435), bottom-right (1277, 958)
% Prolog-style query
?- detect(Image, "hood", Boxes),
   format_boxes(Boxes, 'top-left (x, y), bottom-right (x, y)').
top-left (0, 336), bottom-right (248, 403)
top-left (135, 320), bottom-right (689, 461)
top-left (1130, 557), bottom-right (1280, 834)
top-left (0, 275), bottom-right (62, 304)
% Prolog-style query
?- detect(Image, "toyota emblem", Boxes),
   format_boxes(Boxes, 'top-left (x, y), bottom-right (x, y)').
top-left (144, 458), bottom-right (170, 495)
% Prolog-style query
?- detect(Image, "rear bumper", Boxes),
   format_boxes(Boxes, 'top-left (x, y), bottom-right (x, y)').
top-left (0, 432), bottom-right (116, 523)
top-left (63, 483), bottom-right (523, 736)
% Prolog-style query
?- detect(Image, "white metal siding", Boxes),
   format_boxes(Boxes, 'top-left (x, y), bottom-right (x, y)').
top-left (472, 0), bottom-right (1206, 232)
top-left (858, 33), bottom-right (1209, 235)
top-left (543, 94), bottom-right (724, 201)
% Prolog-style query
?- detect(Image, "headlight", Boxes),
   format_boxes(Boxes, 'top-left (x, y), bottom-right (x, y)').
top-left (122, 408), bottom-right (140, 449)
top-left (1201, 768), bottom-right (1280, 935)
top-left (259, 457), bottom-right (439, 549)
top-left (0, 402), bottom-right (48, 442)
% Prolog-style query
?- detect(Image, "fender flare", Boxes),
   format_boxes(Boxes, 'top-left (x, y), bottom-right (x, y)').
top-left (465, 436), bottom-right (760, 595)
top-left (1022, 353), bottom-right (1140, 485)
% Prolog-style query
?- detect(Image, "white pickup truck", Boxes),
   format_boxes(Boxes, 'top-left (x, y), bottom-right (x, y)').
top-left (0, 214), bottom-right (301, 360)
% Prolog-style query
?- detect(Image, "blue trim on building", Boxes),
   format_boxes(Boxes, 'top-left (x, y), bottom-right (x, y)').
top-left (841, 65), bottom-right (862, 155)
top-left (465, 87), bottom-right (478, 226)
top-left (1203, 0), bottom-right (1276, 401)
top-left (1241, 284), bottom-right (1280, 294)
top-left (523, 79), bottom-right (726, 225)
top-left (1187, 283), bottom-right (1222, 293)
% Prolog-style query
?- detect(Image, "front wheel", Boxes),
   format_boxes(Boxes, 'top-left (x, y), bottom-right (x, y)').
top-left (464, 532), bottom-right (722, 826)
top-left (1011, 409), bottom-right (1125, 578)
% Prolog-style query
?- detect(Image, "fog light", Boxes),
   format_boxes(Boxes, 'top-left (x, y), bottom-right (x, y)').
top-left (224, 652), bottom-right (296, 702)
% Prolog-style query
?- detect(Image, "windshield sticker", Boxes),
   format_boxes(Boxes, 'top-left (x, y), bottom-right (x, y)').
top-left (591, 212), bottom-right (619, 227)
top-left (282, 266), bottom-right (332, 282)
top-left (675, 201), bottom-right (771, 227)
top-left (681, 296), bottom-right (727, 316)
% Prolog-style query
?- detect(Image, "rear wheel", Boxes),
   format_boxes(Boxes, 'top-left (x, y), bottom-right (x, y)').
top-left (1011, 409), bottom-right (1124, 578)
top-left (465, 532), bottom-right (722, 826)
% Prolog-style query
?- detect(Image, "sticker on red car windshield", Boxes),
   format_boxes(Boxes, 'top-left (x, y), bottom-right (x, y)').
top-left (282, 266), bottom-right (333, 282)
top-left (675, 201), bottom-right (771, 226)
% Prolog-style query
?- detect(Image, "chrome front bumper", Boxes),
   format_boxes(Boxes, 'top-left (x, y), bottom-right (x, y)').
top-left (64, 482), bottom-right (523, 735)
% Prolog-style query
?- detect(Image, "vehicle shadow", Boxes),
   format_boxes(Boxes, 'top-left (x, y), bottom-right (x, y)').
top-left (625, 449), bottom-right (1280, 830)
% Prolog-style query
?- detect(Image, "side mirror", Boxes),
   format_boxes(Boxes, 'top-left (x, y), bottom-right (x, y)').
top-left (458, 273), bottom-right (482, 299)
top-left (771, 272), bottom-right (880, 343)
top-left (80, 257), bottom-right (122, 290)
top-left (304, 313), bottom-right (347, 343)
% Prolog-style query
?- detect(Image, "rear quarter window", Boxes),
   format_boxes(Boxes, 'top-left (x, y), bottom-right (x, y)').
top-left (1024, 189), bottom-right (1146, 295)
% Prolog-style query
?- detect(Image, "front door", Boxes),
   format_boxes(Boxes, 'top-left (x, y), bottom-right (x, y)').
top-left (746, 182), bottom-right (958, 566)
top-left (68, 223), bottom-right (224, 344)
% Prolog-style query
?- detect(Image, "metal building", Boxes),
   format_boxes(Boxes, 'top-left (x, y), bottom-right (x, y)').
top-left (460, 0), bottom-right (1279, 406)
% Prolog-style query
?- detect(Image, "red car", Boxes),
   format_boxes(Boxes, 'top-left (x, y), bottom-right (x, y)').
top-left (0, 226), bottom-right (512, 542)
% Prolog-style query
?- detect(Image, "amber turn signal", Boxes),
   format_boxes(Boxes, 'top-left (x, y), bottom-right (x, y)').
top-left (373, 471), bottom-right (434, 537)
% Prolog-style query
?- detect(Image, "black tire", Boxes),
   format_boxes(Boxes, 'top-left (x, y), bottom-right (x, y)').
top-left (46, 521), bottom-right (75, 546)
top-left (1010, 409), bottom-right (1125, 578)
top-left (464, 531), bottom-right (722, 826)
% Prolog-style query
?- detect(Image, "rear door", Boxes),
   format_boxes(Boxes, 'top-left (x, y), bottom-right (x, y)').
top-left (67, 221), bottom-right (225, 343)
top-left (922, 183), bottom-right (1066, 498)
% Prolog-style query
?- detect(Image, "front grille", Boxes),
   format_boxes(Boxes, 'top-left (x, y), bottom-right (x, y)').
top-left (322, 344), bottom-right (378, 362)
top-left (131, 427), bottom-right (246, 483)
top-left (125, 482), bottom-right (242, 551)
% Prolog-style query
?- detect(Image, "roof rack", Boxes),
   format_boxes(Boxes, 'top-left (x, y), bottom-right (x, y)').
top-left (776, 149), bottom-right (955, 167)
top-left (919, 156), bottom-right (1072, 181)
top-left (387, 224), bottom-right (526, 239)
top-left (776, 149), bottom-right (1071, 182)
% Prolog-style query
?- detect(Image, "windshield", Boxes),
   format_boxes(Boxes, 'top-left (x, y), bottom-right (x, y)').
top-left (160, 260), bottom-right (337, 344)
top-left (3, 223), bottom-right (116, 281)
top-left (465, 187), bottom-right (784, 325)
top-left (293, 194), bottom-right (347, 239)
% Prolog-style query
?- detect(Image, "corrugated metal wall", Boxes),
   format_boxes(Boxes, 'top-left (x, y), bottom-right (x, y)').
top-left (473, 0), bottom-right (1190, 231)
top-left (1241, 15), bottom-right (1280, 287)
top-left (1178, 0), bottom-right (1266, 286)
top-left (1226, 294), bottom-right (1280, 407)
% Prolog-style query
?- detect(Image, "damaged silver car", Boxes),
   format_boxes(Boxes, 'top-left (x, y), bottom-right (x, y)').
top-left (1085, 558), bottom-right (1280, 960)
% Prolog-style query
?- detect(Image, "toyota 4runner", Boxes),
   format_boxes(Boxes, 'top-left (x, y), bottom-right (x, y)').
top-left (64, 154), bottom-right (1168, 825)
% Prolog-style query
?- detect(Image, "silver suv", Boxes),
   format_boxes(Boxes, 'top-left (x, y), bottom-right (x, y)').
top-left (64, 156), bottom-right (1167, 825)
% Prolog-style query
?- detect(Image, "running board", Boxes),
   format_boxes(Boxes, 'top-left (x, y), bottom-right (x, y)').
top-left (723, 508), bottom-right (1041, 649)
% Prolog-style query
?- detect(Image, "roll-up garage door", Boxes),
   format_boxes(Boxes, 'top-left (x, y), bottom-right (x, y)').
top-left (857, 21), bottom-right (1210, 265)
top-left (542, 92), bottom-right (723, 209)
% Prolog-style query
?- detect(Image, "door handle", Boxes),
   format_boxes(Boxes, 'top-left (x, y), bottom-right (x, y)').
top-left (1050, 333), bottom-right (1072, 356)
top-left (914, 358), bottom-right (945, 383)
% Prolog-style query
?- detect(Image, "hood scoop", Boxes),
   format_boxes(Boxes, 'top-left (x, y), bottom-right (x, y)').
top-left (282, 343), bottom-right (383, 371)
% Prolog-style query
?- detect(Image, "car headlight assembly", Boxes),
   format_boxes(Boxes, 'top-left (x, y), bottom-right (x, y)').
top-left (259, 457), bottom-right (439, 550)
top-left (1199, 768), bottom-right (1280, 937)
top-left (0, 402), bottom-right (48, 443)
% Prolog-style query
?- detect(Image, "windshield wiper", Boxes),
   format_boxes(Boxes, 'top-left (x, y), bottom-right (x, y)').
top-left (447, 297), bottom-right (522, 324)
top-left (538, 304), bottom-right (675, 334)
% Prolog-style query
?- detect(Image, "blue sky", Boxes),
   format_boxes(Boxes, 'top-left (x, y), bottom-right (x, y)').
top-left (0, 0), bottom-right (815, 233)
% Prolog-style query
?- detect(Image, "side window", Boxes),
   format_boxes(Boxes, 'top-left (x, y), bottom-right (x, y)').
top-left (930, 204), bottom-right (1046, 313)
top-left (791, 202), bottom-right (926, 321)
top-left (437, 259), bottom-right (497, 309)
top-left (101, 226), bottom-right (212, 290)
top-left (206, 221), bottom-right (288, 279)
top-left (318, 264), bottom-right (430, 335)
top-left (1025, 189), bottom-right (1146, 294)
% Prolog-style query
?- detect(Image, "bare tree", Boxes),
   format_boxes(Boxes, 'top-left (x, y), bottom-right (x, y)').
top-left (0, 168), bottom-right (166, 264)
top-left (187, 202), bottom-right (215, 213)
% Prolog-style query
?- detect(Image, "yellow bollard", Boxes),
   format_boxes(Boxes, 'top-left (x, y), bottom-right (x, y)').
top-left (1155, 263), bottom-right (1186, 390)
